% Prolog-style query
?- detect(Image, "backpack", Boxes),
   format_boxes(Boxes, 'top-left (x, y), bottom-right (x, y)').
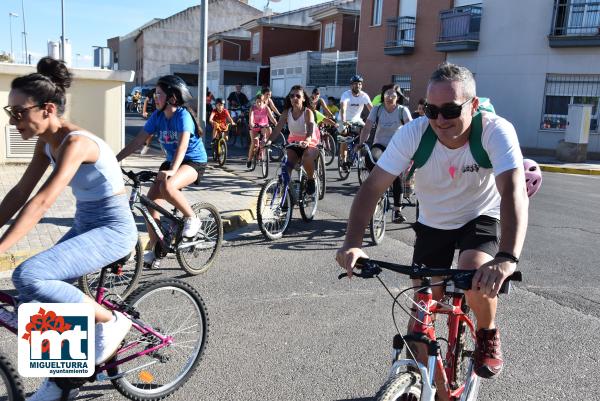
top-left (406, 98), bottom-right (495, 179)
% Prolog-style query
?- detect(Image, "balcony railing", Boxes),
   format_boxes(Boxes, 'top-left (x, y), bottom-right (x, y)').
top-left (384, 16), bottom-right (416, 56)
top-left (435, 5), bottom-right (482, 52)
top-left (549, 0), bottom-right (600, 47)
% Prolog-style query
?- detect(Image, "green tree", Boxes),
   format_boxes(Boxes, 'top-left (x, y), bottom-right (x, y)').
top-left (0, 53), bottom-right (13, 63)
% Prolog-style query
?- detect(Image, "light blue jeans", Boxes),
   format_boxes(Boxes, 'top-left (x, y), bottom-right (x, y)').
top-left (12, 194), bottom-right (138, 303)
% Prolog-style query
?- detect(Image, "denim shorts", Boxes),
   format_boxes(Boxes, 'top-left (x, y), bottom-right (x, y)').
top-left (12, 194), bottom-right (138, 303)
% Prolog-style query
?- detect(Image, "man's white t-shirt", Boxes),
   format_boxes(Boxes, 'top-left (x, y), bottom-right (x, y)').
top-left (377, 113), bottom-right (523, 230)
top-left (340, 90), bottom-right (371, 123)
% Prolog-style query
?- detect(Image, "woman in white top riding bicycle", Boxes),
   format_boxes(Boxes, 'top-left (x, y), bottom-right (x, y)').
top-left (269, 85), bottom-right (320, 195)
top-left (0, 57), bottom-right (137, 401)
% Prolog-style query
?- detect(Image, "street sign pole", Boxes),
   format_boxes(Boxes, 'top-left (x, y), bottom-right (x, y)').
top-left (197, 1), bottom-right (208, 133)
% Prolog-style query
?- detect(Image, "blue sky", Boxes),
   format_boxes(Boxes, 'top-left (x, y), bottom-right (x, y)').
top-left (0, 0), bottom-right (330, 67)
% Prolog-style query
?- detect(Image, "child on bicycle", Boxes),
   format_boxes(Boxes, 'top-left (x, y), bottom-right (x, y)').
top-left (0, 57), bottom-right (138, 400)
top-left (247, 94), bottom-right (277, 169)
top-left (117, 75), bottom-right (208, 268)
top-left (209, 98), bottom-right (235, 143)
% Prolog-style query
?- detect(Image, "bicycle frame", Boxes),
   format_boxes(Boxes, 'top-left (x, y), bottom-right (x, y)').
top-left (337, 135), bottom-right (360, 167)
top-left (388, 280), bottom-right (478, 401)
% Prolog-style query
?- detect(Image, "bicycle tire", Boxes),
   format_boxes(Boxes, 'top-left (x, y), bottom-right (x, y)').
top-left (256, 178), bottom-right (293, 240)
top-left (452, 305), bottom-right (481, 401)
top-left (357, 155), bottom-right (370, 185)
top-left (217, 138), bottom-right (227, 167)
top-left (369, 194), bottom-right (387, 245)
top-left (375, 372), bottom-right (422, 401)
top-left (337, 153), bottom-right (350, 181)
top-left (176, 202), bottom-right (223, 275)
top-left (211, 139), bottom-right (217, 162)
top-left (249, 147), bottom-right (258, 172)
top-left (260, 146), bottom-right (269, 178)
top-left (0, 354), bottom-right (25, 401)
top-left (79, 238), bottom-right (143, 300)
top-left (322, 133), bottom-right (337, 166)
top-left (111, 279), bottom-right (208, 401)
top-left (299, 171), bottom-right (318, 222)
top-left (317, 151), bottom-right (326, 200)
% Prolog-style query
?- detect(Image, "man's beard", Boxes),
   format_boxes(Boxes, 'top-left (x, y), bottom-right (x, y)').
top-left (351, 88), bottom-right (360, 95)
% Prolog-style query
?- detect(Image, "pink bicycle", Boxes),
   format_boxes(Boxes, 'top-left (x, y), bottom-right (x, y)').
top-left (0, 255), bottom-right (208, 400)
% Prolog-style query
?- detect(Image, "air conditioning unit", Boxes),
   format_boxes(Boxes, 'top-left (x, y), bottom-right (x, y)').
top-left (5, 125), bottom-right (36, 158)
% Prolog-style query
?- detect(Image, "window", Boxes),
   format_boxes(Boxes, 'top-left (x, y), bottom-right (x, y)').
top-left (207, 45), bottom-right (213, 62)
top-left (215, 44), bottom-right (221, 60)
top-left (541, 74), bottom-right (600, 131)
top-left (567, 0), bottom-right (600, 35)
top-left (372, 0), bottom-right (383, 26)
top-left (252, 32), bottom-right (260, 55)
top-left (324, 22), bottom-right (336, 48)
top-left (392, 74), bottom-right (411, 100)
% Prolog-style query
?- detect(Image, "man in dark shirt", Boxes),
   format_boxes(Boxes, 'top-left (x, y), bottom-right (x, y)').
top-left (227, 83), bottom-right (249, 109)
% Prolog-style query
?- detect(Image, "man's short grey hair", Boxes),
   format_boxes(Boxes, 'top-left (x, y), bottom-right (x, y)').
top-left (429, 62), bottom-right (476, 100)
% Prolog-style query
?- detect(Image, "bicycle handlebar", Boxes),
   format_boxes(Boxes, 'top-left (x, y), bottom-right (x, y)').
top-left (121, 168), bottom-right (157, 184)
top-left (338, 258), bottom-right (522, 295)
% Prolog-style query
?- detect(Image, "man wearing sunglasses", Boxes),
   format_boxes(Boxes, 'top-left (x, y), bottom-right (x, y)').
top-left (337, 62), bottom-right (529, 380)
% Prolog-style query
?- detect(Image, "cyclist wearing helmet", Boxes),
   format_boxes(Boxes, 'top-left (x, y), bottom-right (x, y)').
top-left (338, 74), bottom-right (373, 166)
top-left (337, 63), bottom-right (530, 381)
top-left (117, 75), bottom-right (207, 267)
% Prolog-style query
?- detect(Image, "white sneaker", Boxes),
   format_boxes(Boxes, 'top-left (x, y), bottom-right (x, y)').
top-left (27, 378), bottom-right (79, 401)
top-left (182, 217), bottom-right (201, 238)
top-left (140, 145), bottom-right (150, 155)
top-left (95, 311), bottom-right (132, 365)
top-left (0, 305), bottom-right (18, 330)
top-left (143, 250), bottom-right (160, 269)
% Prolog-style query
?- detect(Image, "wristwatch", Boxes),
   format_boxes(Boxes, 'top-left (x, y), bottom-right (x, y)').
top-left (495, 251), bottom-right (519, 264)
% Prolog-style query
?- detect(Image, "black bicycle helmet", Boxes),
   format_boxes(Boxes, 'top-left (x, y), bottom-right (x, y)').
top-left (350, 74), bottom-right (363, 83)
top-left (157, 75), bottom-right (193, 105)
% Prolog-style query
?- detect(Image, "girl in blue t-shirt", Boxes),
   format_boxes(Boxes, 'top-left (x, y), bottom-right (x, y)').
top-left (117, 75), bottom-right (207, 266)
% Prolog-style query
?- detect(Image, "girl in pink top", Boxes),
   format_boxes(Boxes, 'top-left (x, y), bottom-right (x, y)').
top-left (248, 94), bottom-right (277, 168)
top-left (269, 85), bottom-right (320, 195)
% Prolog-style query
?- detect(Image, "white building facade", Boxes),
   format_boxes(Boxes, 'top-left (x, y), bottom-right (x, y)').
top-left (447, 0), bottom-right (600, 156)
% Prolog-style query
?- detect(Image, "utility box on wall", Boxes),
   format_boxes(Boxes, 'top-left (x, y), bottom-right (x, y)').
top-left (557, 104), bottom-right (593, 163)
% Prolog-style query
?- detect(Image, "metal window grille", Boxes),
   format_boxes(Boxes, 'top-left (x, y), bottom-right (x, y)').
top-left (551, 0), bottom-right (600, 36)
top-left (392, 74), bottom-right (411, 99)
top-left (307, 52), bottom-right (357, 87)
top-left (540, 74), bottom-right (600, 131)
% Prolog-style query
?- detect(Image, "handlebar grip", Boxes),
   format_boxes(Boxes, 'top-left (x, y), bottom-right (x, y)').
top-left (498, 271), bottom-right (523, 295)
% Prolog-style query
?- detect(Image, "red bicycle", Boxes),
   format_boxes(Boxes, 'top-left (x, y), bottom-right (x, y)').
top-left (340, 258), bottom-right (522, 401)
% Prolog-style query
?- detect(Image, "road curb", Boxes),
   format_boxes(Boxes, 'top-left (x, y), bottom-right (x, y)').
top-left (0, 202), bottom-right (257, 273)
top-left (539, 164), bottom-right (600, 176)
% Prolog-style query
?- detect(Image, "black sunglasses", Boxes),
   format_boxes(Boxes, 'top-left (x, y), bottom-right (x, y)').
top-left (424, 98), bottom-right (473, 120)
top-left (3, 104), bottom-right (45, 121)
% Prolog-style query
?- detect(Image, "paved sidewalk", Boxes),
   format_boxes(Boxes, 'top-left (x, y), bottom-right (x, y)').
top-left (0, 148), bottom-right (259, 272)
top-left (535, 156), bottom-right (600, 175)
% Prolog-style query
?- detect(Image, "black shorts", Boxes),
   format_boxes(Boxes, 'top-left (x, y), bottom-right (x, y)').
top-left (159, 160), bottom-right (206, 185)
top-left (412, 215), bottom-right (499, 268)
top-left (287, 145), bottom-right (306, 159)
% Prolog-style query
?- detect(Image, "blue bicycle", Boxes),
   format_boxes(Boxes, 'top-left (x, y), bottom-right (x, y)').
top-left (337, 123), bottom-right (369, 183)
top-left (256, 143), bottom-right (324, 240)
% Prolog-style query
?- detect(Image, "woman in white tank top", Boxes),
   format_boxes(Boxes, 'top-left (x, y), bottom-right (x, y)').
top-left (268, 85), bottom-right (320, 195)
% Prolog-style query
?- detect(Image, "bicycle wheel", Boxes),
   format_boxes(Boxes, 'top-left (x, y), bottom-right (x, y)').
top-left (299, 172), bottom-right (318, 222)
top-left (357, 155), bottom-right (370, 185)
top-left (0, 354), bottom-right (25, 401)
top-left (322, 133), bottom-right (337, 166)
top-left (317, 151), bottom-right (326, 200)
top-left (256, 178), bottom-right (293, 240)
top-left (79, 238), bottom-right (143, 299)
top-left (369, 194), bottom-right (387, 245)
top-left (217, 138), bottom-right (227, 167)
top-left (375, 372), bottom-right (422, 401)
top-left (176, 202), bottom-right (223, 275)
top-left (260, 145), bottom-right (269, 178)
top-left (337, 152), bottom-right (350, 181)
top-left (452, 305), bottom-right (481, 401)
top-left (110, 279), bottom-right (208, 401)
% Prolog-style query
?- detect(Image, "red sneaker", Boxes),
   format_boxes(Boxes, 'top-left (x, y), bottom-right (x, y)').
top-left (474, 328), bottom-right (503, 378)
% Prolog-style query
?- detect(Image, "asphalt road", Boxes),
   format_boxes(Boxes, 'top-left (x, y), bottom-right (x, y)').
top-left (2, 117), bottom-right (599, 400)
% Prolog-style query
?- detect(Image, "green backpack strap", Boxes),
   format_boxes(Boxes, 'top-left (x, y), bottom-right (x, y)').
top-left (407, 125), bottom-right (437, 179)
top-left (468, 112), bottom-right (492, 169)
